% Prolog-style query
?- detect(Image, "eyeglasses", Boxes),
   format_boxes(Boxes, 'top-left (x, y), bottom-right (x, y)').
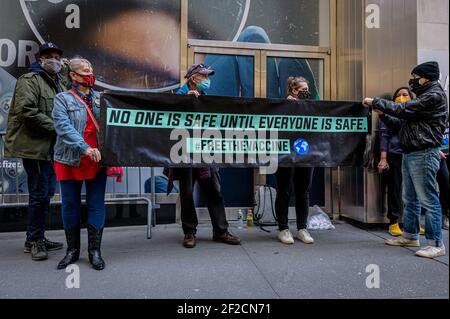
top-left (185, 64), bottom-right (208, 79)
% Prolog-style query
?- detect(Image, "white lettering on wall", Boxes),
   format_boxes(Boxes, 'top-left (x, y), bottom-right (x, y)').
top-left (0, 39), bottom-right (40, 67)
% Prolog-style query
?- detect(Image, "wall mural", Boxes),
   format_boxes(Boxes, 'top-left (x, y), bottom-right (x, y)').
top-left (1, 0), bottom-right (324, 205)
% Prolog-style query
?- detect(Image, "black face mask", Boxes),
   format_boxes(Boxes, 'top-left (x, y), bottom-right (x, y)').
top-left (409, 78), bottom-right (422, 93)
top-left (298, 90), bottom-right (312, 100)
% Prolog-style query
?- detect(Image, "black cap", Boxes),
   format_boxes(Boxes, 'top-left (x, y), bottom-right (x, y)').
top-left (411, 61), bottom-right (440, 82)
top-left (38, 42), bottom-right (63, 57)
top-left (184, 63), bottom-right (215, 79)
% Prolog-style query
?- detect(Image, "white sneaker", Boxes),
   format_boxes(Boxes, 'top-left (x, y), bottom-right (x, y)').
top-left (385, 236), bottom-right (420, 247)
top-left (278, 230), bottom-right (294, 245)
top-left (297, 229), bottom-right (314, 244)
top-left (415, 245), bottom-right (446, 259)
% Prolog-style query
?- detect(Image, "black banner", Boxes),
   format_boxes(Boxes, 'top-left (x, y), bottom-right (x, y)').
top-left (100, 92), bottom-right (368, 168)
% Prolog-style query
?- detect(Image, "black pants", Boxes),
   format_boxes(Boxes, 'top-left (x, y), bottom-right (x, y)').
top-left (179, 168), bottom-right (228, 235)
top-left (22, 159), bottom-right (56, 241)
top-left (275, 167), bottom-right (314, 231)
top-left (380, 153), bottom-right (403, 224)
top-left (437, 157), bottom-right (449, 217)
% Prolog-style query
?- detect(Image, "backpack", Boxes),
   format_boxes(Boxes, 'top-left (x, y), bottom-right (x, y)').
top-left (253, 185), bottom-right (277, 231)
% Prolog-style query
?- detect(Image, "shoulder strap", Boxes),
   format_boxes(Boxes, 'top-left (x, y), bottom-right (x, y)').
top-left (69, 89), bottom-right (100, 132)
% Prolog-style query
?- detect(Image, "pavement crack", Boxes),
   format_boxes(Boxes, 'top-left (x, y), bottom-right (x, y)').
top-left (239, 244), bottom-right (282, 299)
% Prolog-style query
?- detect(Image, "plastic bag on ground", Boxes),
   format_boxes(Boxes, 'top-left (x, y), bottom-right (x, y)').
top-left (307, 206), bottom-right (335, 230)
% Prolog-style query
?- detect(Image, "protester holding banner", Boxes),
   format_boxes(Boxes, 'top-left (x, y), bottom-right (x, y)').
top-left (52, 58), bottom-right (107, 270)
top-left (165, 64), bottom-right (241, 248)
top-left (275, 76), bottom-right (315, 245)
top-left (364, 61), bottom-right (448, 259)
top-left (437, 124), bottom-right (449, 230)
top-left (4, 42), bottom-right (67, 261)
top-left (378, 87), bottom-right (413, 237)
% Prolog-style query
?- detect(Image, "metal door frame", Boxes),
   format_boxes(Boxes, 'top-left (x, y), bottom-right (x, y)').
top-left (187, 39), bottom-right (331, 98)
top-left (186, 40), bottom-right (333, 216)
top-left (187, 41), bottom-right (262, 97)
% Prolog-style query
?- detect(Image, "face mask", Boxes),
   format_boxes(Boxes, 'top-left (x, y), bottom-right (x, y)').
top-left (197, 78), bottom-right (211, 92)
top-left (395, 96), bottom-right (411, 103)
top-left (40, 58), bottom-right (62, 74)
top-left (409, 78), bottom-right (422, 94)
top-left (74, 72), bottom-right (95, 88)
top-left (298, 90), bottom-right (312, 100)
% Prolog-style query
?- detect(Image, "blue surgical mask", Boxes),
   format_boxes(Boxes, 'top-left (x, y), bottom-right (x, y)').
top-left (197, 78), bottom-right (211, 93)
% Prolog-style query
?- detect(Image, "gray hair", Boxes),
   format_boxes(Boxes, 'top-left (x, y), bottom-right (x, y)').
top-left (68, 57), bottom-right (93, 73)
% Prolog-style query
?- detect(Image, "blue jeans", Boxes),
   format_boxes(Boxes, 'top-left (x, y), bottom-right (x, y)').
top-left (60, 169), bottom-right (107, 230)
top-left (22, 159), bottom-right (56, 241)
top-left (402, 147), bottom-right (443, 247)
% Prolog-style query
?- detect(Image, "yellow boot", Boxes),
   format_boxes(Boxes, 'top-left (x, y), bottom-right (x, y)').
top-left (420, 226), bottom-right (425, 235)
top-left (389, 223), bottom-right (403, 237)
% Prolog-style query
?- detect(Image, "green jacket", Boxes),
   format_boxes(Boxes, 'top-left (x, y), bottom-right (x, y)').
top-left (4, 66), bottom-right (68, 161)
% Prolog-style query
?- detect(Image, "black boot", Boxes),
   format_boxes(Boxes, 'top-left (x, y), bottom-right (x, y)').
top-left (57, 226), bottom-right (80, 270)
top-left (87, 225), bottom-right (105, 270)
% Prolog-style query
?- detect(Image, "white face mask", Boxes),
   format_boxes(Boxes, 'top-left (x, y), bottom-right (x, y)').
top-left (40, 58), bottom-right (62, 74)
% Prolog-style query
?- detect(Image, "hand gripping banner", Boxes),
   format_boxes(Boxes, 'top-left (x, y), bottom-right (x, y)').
top-left (100, 92), bottom-right (369, 168)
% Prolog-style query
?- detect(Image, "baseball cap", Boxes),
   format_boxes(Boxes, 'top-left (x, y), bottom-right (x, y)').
top-left (184, 63), bottom-right (215, 79)
top-left (38, 42), bottom-right (63, 57)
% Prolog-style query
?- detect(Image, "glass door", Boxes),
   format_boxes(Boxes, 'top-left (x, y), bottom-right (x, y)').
top-left (187, 44), bottom-right (260, 211)
top-left (186, 41), bottom-right (332, 215)
top-left (261, 51), bottom-right (330, 99)
top-left (261, 50), bottom-right (332, 214)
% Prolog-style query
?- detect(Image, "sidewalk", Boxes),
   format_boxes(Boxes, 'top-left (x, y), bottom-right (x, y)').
top-left (0, 221), bottom-right (448, 299)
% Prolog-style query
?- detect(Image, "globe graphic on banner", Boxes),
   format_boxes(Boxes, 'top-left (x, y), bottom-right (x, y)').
top-left (293, 138), bottom-right (310, 155)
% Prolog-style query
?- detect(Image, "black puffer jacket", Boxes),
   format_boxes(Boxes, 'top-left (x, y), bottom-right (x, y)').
top-left (373, 81), bottom-right (448, 153)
